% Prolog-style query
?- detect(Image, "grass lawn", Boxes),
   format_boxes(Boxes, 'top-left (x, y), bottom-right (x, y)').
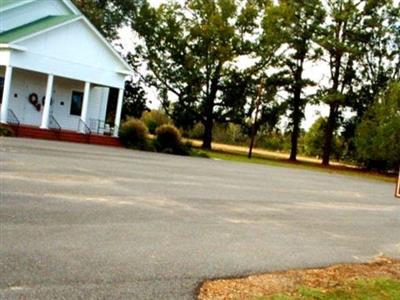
top-left (191, 148), bottom-right (397, 183)
top-left (261, 278), bottom-right (400, 300)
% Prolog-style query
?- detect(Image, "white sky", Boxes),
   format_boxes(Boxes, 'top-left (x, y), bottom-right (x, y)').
top-left (117, 1), bottom-right (334, 131)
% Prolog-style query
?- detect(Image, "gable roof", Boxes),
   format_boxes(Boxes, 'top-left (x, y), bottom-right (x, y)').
top-left (0, 0), bottom-right (133, 73)
top-left (0, 15), bottom-right (78, 43)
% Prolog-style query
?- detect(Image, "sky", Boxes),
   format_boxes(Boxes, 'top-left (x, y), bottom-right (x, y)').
top-left (117, 1), bottom-right (334, 131)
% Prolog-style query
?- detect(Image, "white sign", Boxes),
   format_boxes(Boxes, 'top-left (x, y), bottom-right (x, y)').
top-left (396, 169), bottom-right (400, 198)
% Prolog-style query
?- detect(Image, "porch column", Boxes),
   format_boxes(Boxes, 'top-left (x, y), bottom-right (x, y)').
top-left (113, 88), bottom-right (124, 137)
top-left (0, 66), bottom-right (13, 124)
top-left (81, 82), bottom-right (90, 124)
top-left (40, 74), bottom-right (54, 129)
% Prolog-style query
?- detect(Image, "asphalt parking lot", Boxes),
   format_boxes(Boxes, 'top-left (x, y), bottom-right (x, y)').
top-left (1, 137), bottom-right (399, 299)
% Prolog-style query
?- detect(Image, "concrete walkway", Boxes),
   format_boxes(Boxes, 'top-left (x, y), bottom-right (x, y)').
top-left (1, 138), bottom-right (399, 299)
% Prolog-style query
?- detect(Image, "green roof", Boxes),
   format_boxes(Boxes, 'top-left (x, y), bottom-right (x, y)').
top-left (0, 15), bottom-right (78, 43)
top-left (0, 0), bottom-right (29, 8)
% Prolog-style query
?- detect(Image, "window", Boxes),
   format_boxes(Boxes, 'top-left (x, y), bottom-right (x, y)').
top-left (0, 77), bottom-right (4, 104)
top-left (70, 91), bottom-right (83, 116)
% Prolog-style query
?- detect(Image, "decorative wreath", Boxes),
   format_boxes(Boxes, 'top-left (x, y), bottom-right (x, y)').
top-left (28, 93), bottom-right (41, 111)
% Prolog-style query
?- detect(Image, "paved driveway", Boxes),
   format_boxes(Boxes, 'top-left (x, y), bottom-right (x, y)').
top-left (1, 137), bottom-right (399, 299)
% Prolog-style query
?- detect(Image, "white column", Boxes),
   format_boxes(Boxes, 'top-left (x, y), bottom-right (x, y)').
top-left (113, 88), bottom-right (124, 137)
top-left (81, 82), bottom-right (90, 124)
top-left (40, 74), bottom-right (54, 129)
top-left (0, 66), bottom-right (13, 124)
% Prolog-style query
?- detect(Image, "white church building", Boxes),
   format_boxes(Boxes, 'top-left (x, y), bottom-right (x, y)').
top-left (0, 0), bottom-right (132, 138)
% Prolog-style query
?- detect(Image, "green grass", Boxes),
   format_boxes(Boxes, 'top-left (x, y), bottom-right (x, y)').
top-left (258, 278), bottom-right (400, 300)
top-left (190, 149), bottom-right (397, 183)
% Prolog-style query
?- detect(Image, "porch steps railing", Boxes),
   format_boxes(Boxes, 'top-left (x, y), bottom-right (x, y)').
top-left (7, 109), bottom-right (20, 126)
top-left (89, 118), bottom-right (114, 136)
top-left (7, 109), bottom-right (20, 136)
top-left (49, 115), bottom-right (62, 139)
top-left (78, 119), bottom-right (91, 135)
top-left (49, 115), bottom-right (62, 132)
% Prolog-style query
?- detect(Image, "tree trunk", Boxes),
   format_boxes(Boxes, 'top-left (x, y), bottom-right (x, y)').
top-left (289, 56), bottom-right (305, 162)
top-left (202, 117), bottom-right (213, 150)
top-left (201, 63), bottom-right (221, 150)
top-left (322, 103), bottom-right (337, 166)
top-left (289, 91), bottom-right (302, 161)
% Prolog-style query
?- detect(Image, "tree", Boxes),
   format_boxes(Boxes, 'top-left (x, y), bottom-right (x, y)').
top-left (73, 0), bottom-right (137, 40)
top-left (341, 2), bottom-right (400, 160)
top-left (272, 0), bottom-right (325, 162)
top-left (205, 0), bottom-right (289, 149)
top-left (122, 79), bottom-right (148, 119)
top-left (318, 0), bottom-right (393, 166)
top-left (355, 81), bottom-right (400, 171)
top-left (219, 71), bottom-right (286, 138)
top-left (351, 2), bottom-right (400, 119)
top-left (132, 0), bottom-right (268, 149)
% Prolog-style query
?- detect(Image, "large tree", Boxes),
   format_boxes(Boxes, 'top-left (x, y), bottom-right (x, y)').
top-left (354, 2), bottom-right (399, 116)
top-left (271, 0), bottom-right (325, 161)
top-left (132, 0), bottom-right (269, 149)
top-left (341, 2), bottom-right (399, 160)
top-left (318, 0), bottom-right (394, 165)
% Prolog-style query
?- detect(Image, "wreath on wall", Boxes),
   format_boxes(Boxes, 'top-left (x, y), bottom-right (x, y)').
top-left (28, 93), bottom-right (41, 111)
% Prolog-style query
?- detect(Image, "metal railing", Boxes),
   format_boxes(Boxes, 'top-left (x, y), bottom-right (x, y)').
top-left (78, 118), bottom-right (91, 135)
top-left (7, 109), bottom-right (20, 136)
top-left (7, 109), bottom-right (20, 126)
top-left (49, 115), bottom-right (62, 135)
top-left (89, 118), bottom-right (115, 136)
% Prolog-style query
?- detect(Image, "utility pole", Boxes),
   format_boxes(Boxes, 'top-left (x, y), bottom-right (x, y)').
top-left (248, 78), bottom-right (265, 159)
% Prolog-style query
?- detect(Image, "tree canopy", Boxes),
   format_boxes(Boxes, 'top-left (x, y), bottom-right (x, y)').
top-left (81, 0), bottom-right (399, 170)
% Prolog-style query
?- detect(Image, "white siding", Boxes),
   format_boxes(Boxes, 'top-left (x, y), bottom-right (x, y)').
top-left (10, 20), bottom-right (127, 88)
top-left (18, 20), bottom-right (122, 71)
top-left (0, 0), bottom-right (72, 33)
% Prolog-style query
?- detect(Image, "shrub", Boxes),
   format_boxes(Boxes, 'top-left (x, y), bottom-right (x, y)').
top-left (355, 81), bottom-right (400, 171)
top-left (154, 124), bottom-right (189, 155)
top-left (141, 110), bottom-right (170, 134)
top-left (0, 125), bottom-right (15, 137)
top-left (119, 118), bottom-right (149, 149)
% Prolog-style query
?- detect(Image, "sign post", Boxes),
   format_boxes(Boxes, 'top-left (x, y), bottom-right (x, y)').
top-left (396, 167), bottom-right (400, 198)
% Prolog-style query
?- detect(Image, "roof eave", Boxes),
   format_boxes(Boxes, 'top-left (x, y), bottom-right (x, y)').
top-left (0, 43), bottom-right (27, 51)
top-left (116, 69), bottom-right (134, 76)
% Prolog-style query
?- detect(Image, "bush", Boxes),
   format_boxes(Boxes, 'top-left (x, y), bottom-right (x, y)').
top-left (0, 125), bottom-right (15, 137)
top-left (119, 118), bottom-right (149, 149)
top-left (141, 110), bottom-right (170, 134)
top-left (355, 81), bottom-right (400, 171)
top-left (154, 124), bottom-right (189, 155)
